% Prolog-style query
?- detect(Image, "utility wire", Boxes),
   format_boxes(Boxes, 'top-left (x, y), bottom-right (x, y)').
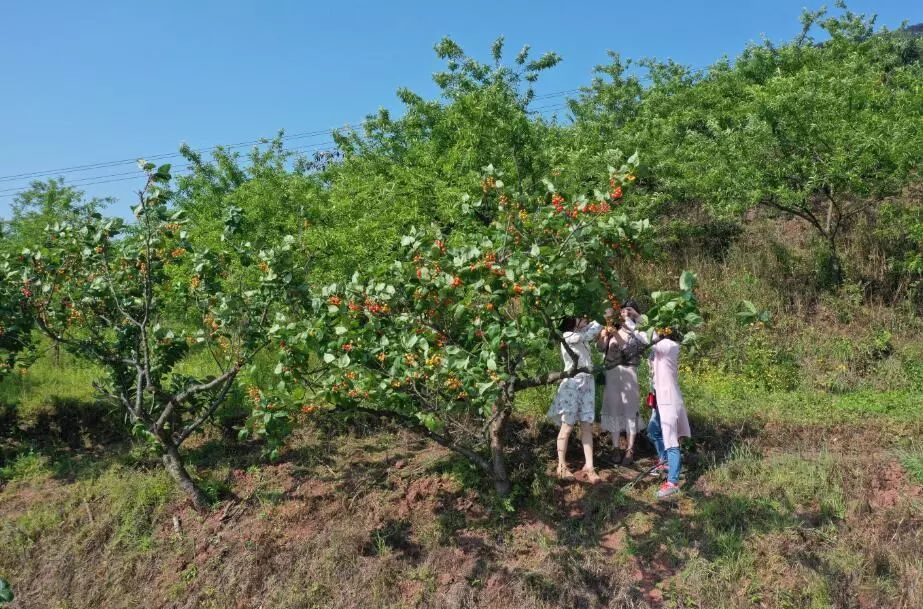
top-left (0, 140), bottom-right (339, 195)
top-left (0, 140), bottom-right (340, 200)
top-left (0, 99), bottom-right (572, 201)
top-left (0, 88), bottom-right (580, 184)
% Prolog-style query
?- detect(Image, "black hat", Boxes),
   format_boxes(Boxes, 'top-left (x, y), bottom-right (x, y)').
top-left (621, 299), bottom-right (641, 313)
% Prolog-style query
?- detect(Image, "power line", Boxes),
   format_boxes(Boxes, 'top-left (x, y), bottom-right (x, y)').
top-left (0, 103), bottom-right (569, 201)
top-left (0, 104), bottom-right (571, 201)
top-left (0, 88), bottom-right (580, 184)
top-left (0, 128), bottom-right (349, 184)
top-left (0, 140), bottom-right (340, 196)
top-left (0, 140), bottom-right (341, 201)
top-left (0, 97), bottom-right (574, 201)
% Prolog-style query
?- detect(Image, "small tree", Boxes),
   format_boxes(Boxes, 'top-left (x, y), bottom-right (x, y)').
top-left (18, 163), bottom-right (307, 510)
top-left (0, 255), bottom-right (33, 377)
top-left (1, 178), bottom-right (106, 256)
top-left (257, 156), bottom-right (699, 496)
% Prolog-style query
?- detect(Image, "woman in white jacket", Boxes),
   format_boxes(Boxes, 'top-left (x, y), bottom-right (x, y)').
top-left (547, 316), bottom-right (603, 482)
top-left (646, 329), bottom-right (691, 499)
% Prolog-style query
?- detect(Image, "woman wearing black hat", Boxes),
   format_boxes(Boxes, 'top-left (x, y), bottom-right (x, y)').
top-left (597, 300), bottom-right (648, 466)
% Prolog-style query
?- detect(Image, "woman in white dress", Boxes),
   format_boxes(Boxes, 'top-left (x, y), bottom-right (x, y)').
top-left (646, 329), bottom-right (692, 499)
top-left (547, 316), bottom-right (603, 482)
top-left (598, 301), bottom-right (648, 466)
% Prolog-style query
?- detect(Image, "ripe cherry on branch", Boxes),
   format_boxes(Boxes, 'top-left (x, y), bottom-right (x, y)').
top-left (254, 154), bottom-right (703, 497)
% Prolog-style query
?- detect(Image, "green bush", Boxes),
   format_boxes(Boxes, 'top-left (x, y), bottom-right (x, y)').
top-left (739, 333), bottom-right (801, 392)
top-left (0, 450), bottom-right (50, 483)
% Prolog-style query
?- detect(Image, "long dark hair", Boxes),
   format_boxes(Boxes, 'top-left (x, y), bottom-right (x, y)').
top-left (559, 316), bottom-right (578, 333)
top-left (659, 327), bottom-right (683, 344)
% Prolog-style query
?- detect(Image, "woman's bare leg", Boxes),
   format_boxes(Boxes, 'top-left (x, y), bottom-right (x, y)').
top-left (557, 423), bottom-right (574, 477)
top-left (580, 423), bottom-right (600, 482)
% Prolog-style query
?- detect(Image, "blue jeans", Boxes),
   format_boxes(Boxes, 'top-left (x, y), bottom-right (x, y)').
top-left (647, 411), bottom-right (681, 484)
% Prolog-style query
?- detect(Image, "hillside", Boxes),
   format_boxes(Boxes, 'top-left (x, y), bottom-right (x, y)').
top-left (1, 380), bottom-right (922, 608)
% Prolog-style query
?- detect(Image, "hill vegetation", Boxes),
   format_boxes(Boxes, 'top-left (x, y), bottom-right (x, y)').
top-left (0, 4), bottom-right (921, 608)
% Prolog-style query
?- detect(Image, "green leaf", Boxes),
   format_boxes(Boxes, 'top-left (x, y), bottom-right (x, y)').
top-left (0, 578), bottom-right (13, 603)
top-left (679, 270), bottom-right (696, 291)
top-left (334, 325), bottom-right (347, 335)
top-left (323, 353), bottom-right (336, 363)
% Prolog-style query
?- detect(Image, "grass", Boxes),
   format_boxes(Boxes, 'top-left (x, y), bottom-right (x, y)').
top-left (0, 347), bottom-right (100, 424)
top-left (706, 446), bottom-right (847, 521)
top-left (1, 416), bottom-right (920, 609)
top-left (683, 368), bottom-right (923, 426)
top-left (0, 450), bottom-right (51, 484)
top-left (0, 312), bottom-right (921, 607)
top-left (899, 443), bottom-right (923, 486)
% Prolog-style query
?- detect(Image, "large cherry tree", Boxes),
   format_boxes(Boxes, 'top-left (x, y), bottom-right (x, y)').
top-left (256, 156), bottom-right (699, 495)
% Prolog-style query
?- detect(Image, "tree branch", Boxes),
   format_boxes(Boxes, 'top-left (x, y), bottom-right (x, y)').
top-left (337, 404), bottom-right (493, 475)
top-left (153, 364), bottom-right (242, 430)
top-left (175, 369), bottom-right (240, 446)
top-left (760, 195), bottom-right (827, 237)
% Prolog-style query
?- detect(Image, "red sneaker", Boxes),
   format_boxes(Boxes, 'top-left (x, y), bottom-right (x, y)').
top-left (657, 481), bottom-right (680, 499)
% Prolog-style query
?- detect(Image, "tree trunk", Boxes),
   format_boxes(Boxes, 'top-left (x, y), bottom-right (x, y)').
top-left (828, 237), bottom-right (843, 286)
top-left (489, 407), bottom-right (511, 497)
top-left (161, 440), bottom-right (208, 512)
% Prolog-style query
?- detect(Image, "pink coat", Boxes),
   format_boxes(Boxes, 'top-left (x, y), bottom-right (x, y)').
top-left (651, 338), bottom-right (684, 407)
top-left (651, 337), bottom-right (691, 448)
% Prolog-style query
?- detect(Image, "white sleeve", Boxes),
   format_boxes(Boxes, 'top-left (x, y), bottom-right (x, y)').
top-left (582, 321), bottom-right (603, 341)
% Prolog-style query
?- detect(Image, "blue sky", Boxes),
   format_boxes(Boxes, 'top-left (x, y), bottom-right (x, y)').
top-left (1, 0), bottom-right (919, 218)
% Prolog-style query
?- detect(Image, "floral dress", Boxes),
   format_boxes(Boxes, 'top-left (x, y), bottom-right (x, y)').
top-left (547, 321), bottom-right (603, 426)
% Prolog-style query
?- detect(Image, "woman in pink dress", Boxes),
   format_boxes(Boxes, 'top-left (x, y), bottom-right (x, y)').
top-left (646, 329), bottom-right (691, 499)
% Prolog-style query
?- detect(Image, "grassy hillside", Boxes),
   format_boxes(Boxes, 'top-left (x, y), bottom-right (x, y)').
top-left (1, 331), bottom-right (922, 608)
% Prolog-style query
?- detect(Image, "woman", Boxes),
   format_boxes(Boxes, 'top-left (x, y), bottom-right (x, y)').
top-left (598, 300), bottom-right (648, 466)
top-left (646, 328), bottom-right (691, 499)
top-left (547, 316), bottom-right (603, 482)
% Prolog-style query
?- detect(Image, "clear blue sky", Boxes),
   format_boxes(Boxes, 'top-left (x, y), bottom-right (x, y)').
top-left (1, 0), bottom-right (919, 218)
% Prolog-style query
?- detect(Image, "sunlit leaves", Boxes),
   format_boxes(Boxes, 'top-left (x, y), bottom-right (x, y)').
top-left (265, 156), bottom-right (651, 455)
